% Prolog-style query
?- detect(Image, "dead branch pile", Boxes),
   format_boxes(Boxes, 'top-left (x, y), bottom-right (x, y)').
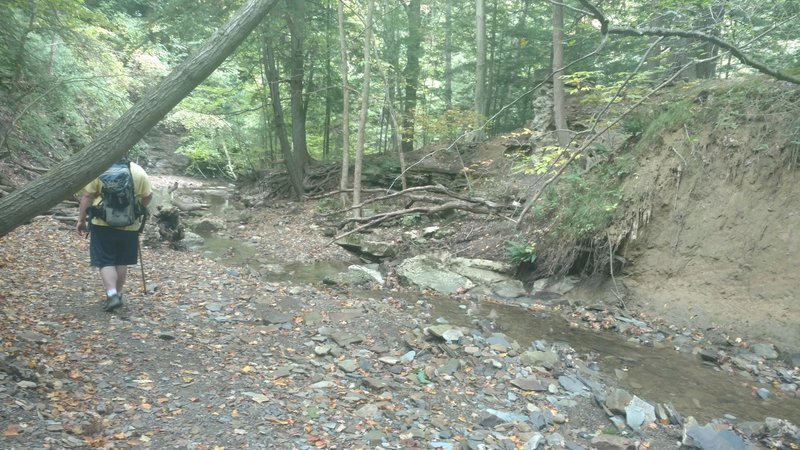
top-left (324, 184), bottom-right (515, 242)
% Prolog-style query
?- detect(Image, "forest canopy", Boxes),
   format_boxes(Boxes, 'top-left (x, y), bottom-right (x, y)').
top-left (0, 0), bottom-right (798, 235)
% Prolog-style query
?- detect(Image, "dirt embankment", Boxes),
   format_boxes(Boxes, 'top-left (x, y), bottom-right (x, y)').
top-left (420, 78), bottom-right (800, 354)
top-left (607, 81), bottom-right (800, 352)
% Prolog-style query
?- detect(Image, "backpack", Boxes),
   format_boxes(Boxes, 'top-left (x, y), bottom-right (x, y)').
top-left (94, 160), bottom-right (139, 227)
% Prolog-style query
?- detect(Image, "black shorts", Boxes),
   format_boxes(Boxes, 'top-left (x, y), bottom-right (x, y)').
top-left (89, 225), bottom-right (139, 267)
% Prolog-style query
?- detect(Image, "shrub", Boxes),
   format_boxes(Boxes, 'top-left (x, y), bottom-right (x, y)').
top-left (505, 240), bottom-right (537, 265)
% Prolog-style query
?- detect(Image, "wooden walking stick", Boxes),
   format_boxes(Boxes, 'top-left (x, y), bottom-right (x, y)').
top-left (138, 237), bottom-right (147, 295)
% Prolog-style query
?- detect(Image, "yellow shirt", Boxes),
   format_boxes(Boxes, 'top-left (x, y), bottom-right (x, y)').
top-left (84, 161), bottom-right (153, 231)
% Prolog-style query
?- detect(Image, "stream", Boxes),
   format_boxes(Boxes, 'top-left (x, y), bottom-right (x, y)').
top-left (169, 184), bottom-right (800, 426)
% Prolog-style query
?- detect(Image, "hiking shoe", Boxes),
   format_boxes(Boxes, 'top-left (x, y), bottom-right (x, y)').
top-left (104, 293), bottom-right (123, 312)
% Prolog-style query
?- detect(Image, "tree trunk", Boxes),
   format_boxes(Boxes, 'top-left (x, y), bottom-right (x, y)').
top-left (444, 0), bottom-right (453, 109)
top-left (552, 1), bottom-right (569, 147)
top-left (0, 0), bottom-right (279, 237)
top-left (472, 0), bottom-right (487, 141)
top-left (337, 0), bottom-right (351, 206)
top-left (487, 0), bottom-right (498, 114)
top-left (263, 31), bottom-right (303, 198)
top-left (353, 0), bottom-right (374, 219)
top-left (378, 64), bottom-right (407, 191)
top-left (401, 0), bottom-right (422, 154)
top-left (286, 0), bottom-right (311, 169)
top-left (322, 0), bottom-right (333, 161)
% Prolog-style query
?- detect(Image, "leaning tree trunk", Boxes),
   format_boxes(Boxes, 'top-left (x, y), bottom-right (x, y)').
top-left (0, 0), bottom-right (279, 237)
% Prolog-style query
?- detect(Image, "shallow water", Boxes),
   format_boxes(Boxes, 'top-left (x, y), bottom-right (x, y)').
top-left (423, 295), bottom-right (800, 424)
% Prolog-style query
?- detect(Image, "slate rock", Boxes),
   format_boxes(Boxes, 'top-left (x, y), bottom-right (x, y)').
top-left (558, 375), bottom-right (587, 394)
top-left (262, 312), bottom-right (292, 324)
top-left (590, 434), bottom-right (635, 450)
top-left (605, 388), bottom-right (633, 415)
top-left (685, 424), bottom-right (746, 450)
top-left (625, 395), bottom-right (656, 430)
top-left (331, 332), bottom-right (364, 347)
top-left (750, 343), bottom-right (779, 360)
top-left (520, 350), bottom-right (559, 366)
top-left (510, 377), bottom-right (549, 392)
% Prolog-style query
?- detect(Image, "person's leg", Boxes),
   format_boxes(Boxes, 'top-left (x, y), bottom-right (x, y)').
top-left (116, 265), bottom-right (127, 294)
top-left (99, 266), bottom-right (119, 294)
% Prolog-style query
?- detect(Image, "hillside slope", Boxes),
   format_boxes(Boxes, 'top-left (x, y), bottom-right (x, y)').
top-left (612, 79), bottom-right (800, 351)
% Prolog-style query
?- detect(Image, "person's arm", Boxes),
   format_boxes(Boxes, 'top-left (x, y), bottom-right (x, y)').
top-left (140, 193), bottom-right (153, 207)
top-left (76, 192), bottom-right (97, 234)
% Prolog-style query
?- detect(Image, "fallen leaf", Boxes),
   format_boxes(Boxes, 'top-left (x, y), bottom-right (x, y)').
top-left (3, 425), bottom-right (21, 436)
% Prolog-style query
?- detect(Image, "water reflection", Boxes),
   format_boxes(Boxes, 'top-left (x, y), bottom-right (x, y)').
top-left (423, 295), bottom-right (800, 424)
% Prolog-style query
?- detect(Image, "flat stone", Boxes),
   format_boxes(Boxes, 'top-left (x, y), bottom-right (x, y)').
top-left (363, 377), bottom-right (387, 390)
top-left (18, 331), bottom-right (49, 344)
top-left (520, 350), bottom-right (559, 366)
top-left (558, 375), bottom-right (586, 394)
top-left (605, 388), bottom-right (633, 415)
top-left (510, 377), bottom-right (549, 392)
top-left (750, 343), bottom-right (779, 359)
top-left (272, 366), bottom-right (293, 379)
top-left (590, 434), bottom-right (635, 450)
top-left (262, 312), bottom-right (292, 324)
top-left (337, 359), bottom-right (358, 373)
top-left (625, 396), bottom-right (656, 430)
top-left (331, 332), bottom-right (364, 347)
top-left (685, 424), bottom-right (746, 450)
top-left (330, 308), bottom-right (364, 322)
top-left (205, 303), bottom-right (223, 312)
top-left (355, 403), bottom-right (381, 419)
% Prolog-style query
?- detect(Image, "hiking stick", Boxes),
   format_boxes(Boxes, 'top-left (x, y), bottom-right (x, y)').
top-left (138, 237), bottom-right (147, 295)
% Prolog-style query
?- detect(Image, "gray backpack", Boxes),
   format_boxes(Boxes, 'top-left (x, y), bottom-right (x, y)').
top-left (95, 160), bottom-right (138, 227)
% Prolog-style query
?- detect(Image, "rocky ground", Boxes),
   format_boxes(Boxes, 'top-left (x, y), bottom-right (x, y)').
top-left (1, 192), bottom-right (799, 449)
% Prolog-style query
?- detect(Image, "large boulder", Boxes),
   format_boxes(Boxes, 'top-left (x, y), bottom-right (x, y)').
top-left (396, 255), bottom-right (475, 294)
top-left (190, 216), bottom-right (225, 233)
top-left (335, 235), bottom-right (398, 262)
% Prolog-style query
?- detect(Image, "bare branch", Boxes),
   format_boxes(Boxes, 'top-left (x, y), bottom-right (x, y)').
top-left (577, 0), bottom-right (800, 85)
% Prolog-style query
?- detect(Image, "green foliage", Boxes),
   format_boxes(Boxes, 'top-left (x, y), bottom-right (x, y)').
top-left (640, 100), bottom-right (694, 145)
top-left (505, 240), bottom-right (537, 266)
top-left (534, 162), bottom-right (625, 241)
top-left (315, 197), bottom-right (343, 215)
top-left (416, 107), bottom-right (485, 144)
top-left (175, 136), bottom-right (226, 177)
top-left (513, 145), bottom-right (576, 176)
top-left (400, 213), bottom-right (423, 227)
top-left (622, 111), bottom-right (653, 136)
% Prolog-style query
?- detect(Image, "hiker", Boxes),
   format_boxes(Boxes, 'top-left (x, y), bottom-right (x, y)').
top-left (76, 159), bottom-right (153, 312)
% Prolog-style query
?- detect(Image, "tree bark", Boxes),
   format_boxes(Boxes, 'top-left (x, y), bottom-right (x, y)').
top-left (473, 0), bottom-right (488, 140)
top-left (401, 0), bottom-right (422, 154)
top-left (0, 0), bottom-right (279, 237)
top-left (263, 34), bottom-right (303, 198)
top-left (444, 0), bottom-right (453, 109)
top-left (337, 0), bottom-right (351, 206)
top-left (552, 1), bottom-right (569, 147)
top-left (352, 0), bottom-right (374, 219)
top-left (286, 0), bottom-right (311, 169)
